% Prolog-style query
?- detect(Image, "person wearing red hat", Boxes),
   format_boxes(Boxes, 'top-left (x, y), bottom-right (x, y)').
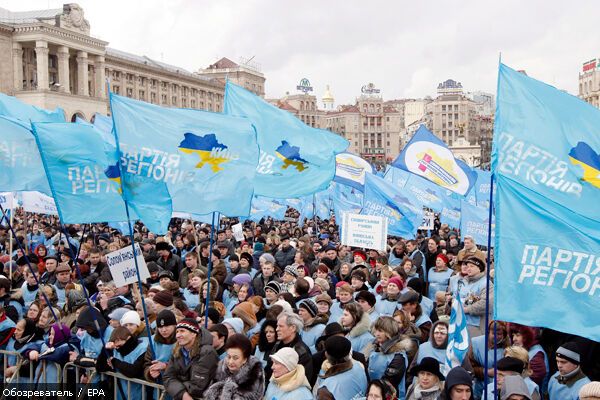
top-left (427, 253), bottom-right (454, 300)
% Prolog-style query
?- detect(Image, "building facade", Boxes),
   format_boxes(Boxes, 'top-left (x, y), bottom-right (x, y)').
top-left (198, 56), bottom-right (265, 97)
top-left (579, 58), bottom-right (600, 108)
top-left (0, 4), bottom-right (239, 121)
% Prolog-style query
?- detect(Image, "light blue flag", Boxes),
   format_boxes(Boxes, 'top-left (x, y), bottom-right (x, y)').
top-left (494, 63), bottom-right (600, 219)
top-left (392, 125), bottom-right (477, 195)
top-left (383, 165), bottom-right (411, 188)
top-left (444, 292), bottom-right (470, 375)
top-left (0, 115), bottom-right (50, 194)
top-left (297, 189), bottom-right (332, 226)
top-left (494, 176), bottom-right (600, 341)
top-left (0, 93), bottom-right (65, 126)
top-left (460, 201), bottom-right (494, 247)
top-left (362, 174), bottom-right (421, 238)
top-left (331, 182), bottom-right (363, 223)
top-left (249, 196), bottom-right (287, 222)
top-left (110, 93), bottom-right (258, 218)
top-left (224, 81), bottom-right (348, 198)
top-left (334, 152), bottom-right (374, 191)
top-left (465, 168), bottom-right (492, 208)
top-left (404, 173), bottom-right (454, 213)
top-left (31, 122), bottom-right (131, 224)
top-left (439, 202), bottom-right (461, 228)
top-left (92, 113), bottom-right (114, 134)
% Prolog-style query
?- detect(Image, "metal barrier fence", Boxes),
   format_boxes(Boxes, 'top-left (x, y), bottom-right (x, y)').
top-left (0, 349), bottom-right (64, 399)
top-left (62, 362), bottom-right (166, 400)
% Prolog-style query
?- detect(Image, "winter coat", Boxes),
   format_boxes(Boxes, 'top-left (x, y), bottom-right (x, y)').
top-left (405, 381), bottom-right (444, 400)
top-left (264, 364), bottom-right (313, 400)
top-left (251, 273), bottom-right (280, 298)
top-left (203, 356), bottom-right (264, 400)
top-left (163, 327), bottom-right (219, 400)
top-left (364, 335), bottom-right (413, 397)
top-left (301, 314), bottom-right (328, 354)
top-left (315, 359), bottom-right (368, 400)
top-left (267, 334), bottom-right (313, 383)
top-left (344, 312), bottom-right (374, 354)
top-left (157, 253), bottom-right (182, 282)
top-left (275, 246), bottom-right (296, 269)
top-left (142, 332), bottom-right (176, 382)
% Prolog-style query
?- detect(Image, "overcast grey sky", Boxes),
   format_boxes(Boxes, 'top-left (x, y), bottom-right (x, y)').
top-left (4, 0), bottom-right (599, 104)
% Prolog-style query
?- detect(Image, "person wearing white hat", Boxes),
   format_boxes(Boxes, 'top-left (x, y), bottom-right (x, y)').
top-left (264, 347), bottom-right (313, 400)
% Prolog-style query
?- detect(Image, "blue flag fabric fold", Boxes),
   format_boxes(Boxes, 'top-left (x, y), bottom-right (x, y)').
top-left (110, 93), bottom-right (258, 218)
top-left (0, 93), bottom-right (65, 126)
top-left (460, 201), bottom-right (494, 246)
top-left (0, 116), bottom-right (50, 194)
top-left (362, 174), bottom-right (421, 238)
top-left (392, 125), bottom-right (476, 195)
top-left (31, 122), bottom-right (132, 224)
top-left (334, 152), bottom-right (374, 191)
top-left (224, 81), bottom-right (348, 198)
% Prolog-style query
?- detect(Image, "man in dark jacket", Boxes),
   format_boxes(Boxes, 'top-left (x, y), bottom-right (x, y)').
top-left (266, 312), bottom-right (313, 382)
top-left (156, 242), bottom-right (181, 282)
top-left (251, 259), bottom-right (280, 297)
top-left (164, 318), bottom-right (218, 400)
top-left (274, 235), bottom-right (296, 270)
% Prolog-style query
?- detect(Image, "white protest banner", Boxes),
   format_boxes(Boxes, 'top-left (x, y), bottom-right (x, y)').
top-left (21, 191), bottom-right (58, 215)
top-left (0, 192), bottom-right (15, 209)
top-left (106, 243), bottom-right (149, 288)
top-left (341, 212), bottom-right (387, 251)
top-left (231, 223), bottom-right (244, 242)
top-left (419, 211), bottom-right (435, 230)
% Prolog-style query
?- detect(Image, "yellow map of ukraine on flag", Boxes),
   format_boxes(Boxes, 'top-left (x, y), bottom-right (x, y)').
top-left (569, 142), bottom-right (600, 189)
top-left (178, 132), bottom-right (235, 172)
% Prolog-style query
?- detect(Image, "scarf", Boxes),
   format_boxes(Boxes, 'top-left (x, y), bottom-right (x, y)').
top-left (413, 383), bottom-right (442, 399)
top-left (272, 364), bottom-right (311, 392)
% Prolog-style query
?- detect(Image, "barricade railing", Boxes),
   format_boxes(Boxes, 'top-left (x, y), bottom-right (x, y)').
top-left (0, 349), bottom-right (63, 399)
top-left (62, 362), bottom-right (166, 400)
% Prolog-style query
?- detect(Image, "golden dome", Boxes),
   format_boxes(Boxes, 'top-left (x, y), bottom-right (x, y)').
top-left (322, 85), bottom-right (334, 102)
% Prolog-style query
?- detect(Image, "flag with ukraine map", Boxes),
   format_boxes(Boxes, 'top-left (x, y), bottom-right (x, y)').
top-left (494, 63), bottom-right (600, 342)
top-left (110, 93), bottom-right (259, 218)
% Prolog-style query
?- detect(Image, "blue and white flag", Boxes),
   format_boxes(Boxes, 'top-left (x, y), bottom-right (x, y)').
top-left (249, 196), bottom-right (287, 222)
top-left (439, 202), bottom-right (461, 228)
top-left (383, 165), bottom-right (411, 188)
top-left (0, 93), bottom-right (65, 126)
top-left (31, 122), bottom-right (131, 223)
top-left (445, 293), bottom-right (470, 374)
top-left (331, 182), bottom-right (363, 223)
top-left (466, 168), bottom-right (492, 208)
top-left (0, 116), bottom-right (50, 194)
top-left (110, 93), bottom-right (258, 218)
top-left (494, 63), bottom-right (600, 219)
top-left (493, 63), bottom-right (600, 341)
top-left (460, 201), bottom-right (494, 247)
top-left (362, 174), bottom-right (422, 238)
top-left (392, 125), bottom-right (476, 196)
top-left (334, 152), bottom-right (374, 191)
top-left (224, 81), bottom-right (348, 198)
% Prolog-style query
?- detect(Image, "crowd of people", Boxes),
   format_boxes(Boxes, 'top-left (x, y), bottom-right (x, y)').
top-left (0, 207), bottom-right (599, 400)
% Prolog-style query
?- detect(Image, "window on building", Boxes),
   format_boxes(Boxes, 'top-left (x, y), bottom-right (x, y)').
top-left (191, 99), bottom-right (196, 108)
top-left (387, 141), bottom-right (390, 146)
top-left (151, 92), bottom-right (157, 103)
top-left (182, 99), bottom-right (187, 107)
top-left (455, 113), bottom-right (459, 120)
top-left (161, 94), bottom-right (167, 104)
top-left (454, 104), bottom-right (458, 111)
top-left (172, 96), bottom-right (177, 105)
top-left (386, 133), bottom-right (390, 138)
top-left (139, 90), bottom-right (145, 100)
top-left (126, 88), bottom-right (133, 97)
top-left (200, 101), bottom-right (204, 109)
top-left (442, 105), bottom-right (446, 111)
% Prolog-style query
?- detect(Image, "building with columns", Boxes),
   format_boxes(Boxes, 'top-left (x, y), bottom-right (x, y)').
top-left (579, 58), bottom-right (600, 108)
top-left (0, 4), bottom-right (233, 121)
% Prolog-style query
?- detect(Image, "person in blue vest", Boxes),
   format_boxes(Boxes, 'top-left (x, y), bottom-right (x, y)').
top-left (484, 356), bottom-right (540, 400)
top-left (329, 282), bottom-right (355, 323)
top-left (143, 309), bottom-right (176, 381)
top-left (4, 318), bottom-right (44, 383)
top-left (407, 240), bottom-right (427, 282)
top-left (364, 316), bottom-right (412, 399)
top-left (468, 321), bottom-right (509, 399)
top-left (340, 302), bottom-right (374, 354)
top-left (399, 289), bottom-right (432, 344)
top-left (458, 256), bottom-right (490, 338)
top-left (416, 320), bottom-right (449, 365)
top-left (29, 322), bottom-right (78, 385)
top-left (509, 324), bottom-right (549, 393)
top-left (264, 347), bottom-right (313, 400)
top-left (427, 253), bottom-right (454, 300)
top-left (548, 342), bottom-right (591, 400)
top-left (375, 275), bottom-right (404, 317)
top-left (356, 290), bottom-right (380, 323)
top-left (20, 269), bottom-right (39, 310)
top-left (315, 336), bottom-right (368, 399)
top-left (297, 299), bottom-right (327, 354)
top-left (98, 325), bottom-right (148, 400)
top-left (52, 262), bottom-right (74, 309)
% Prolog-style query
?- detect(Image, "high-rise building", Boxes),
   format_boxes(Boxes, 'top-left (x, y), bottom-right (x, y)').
top-left (0, 4), bottom-right (255, 120)
top-left (579, 58), bottom-right (600, 108)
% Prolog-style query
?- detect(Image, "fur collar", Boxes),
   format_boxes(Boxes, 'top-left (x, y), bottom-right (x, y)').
top-left (363, 335), bottom-right (413, 357)
top-left (322, 359), bottom-right (353, 379)
top-left (215, 356), bottom-right (263, 387)
top-left (306, 314), bottom-right (329, 329)
top-left (347, 312), bottom-right (372, 338)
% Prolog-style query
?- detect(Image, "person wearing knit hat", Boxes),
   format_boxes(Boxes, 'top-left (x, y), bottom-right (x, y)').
top-left (549, 341), bottom-right (591, 400)
top-left (352, 250), bottom-right (368, 265)
top-left (315, 293), bottom-right (333, 315)
top-left (274, 299), bottom-right (293, 314)
top-left (231, 302), bottom-right (257, 333)
top-left (350, 269), bottom-right (369, 292)
top-left (316, 335), bottom-right (367, 400)
top-left (428, 252), bottom-right (454, 300)
top-left (314, 277), bottom-right (330, 293)
top-left (144, 309), bottom-right (177, 382)
top-left (108, 307), bottom-right (131, 328)
top-left (298, 299), bottom-right (328, 353)
top-left (222, 317), bottom-right (244, 336)
top-left (176, 317), bottom-right (200, 335)
top-left (580, 382), bottom-right (600, 400)
top-left (153, 290), bottom-right (174, 312)
top-left (232, 273), bottom-right (252, 287)
top-left (264, 347), bottom-right (313, 400)
top-left (120, 310), bottom-right (141, 335)
top-left (263, 281), bottom-right (281, 308)
top-left (355, 290), bottom-right (379, 323)
top-left (500, 375), bottom-right (532, 400)
top-left (445, 366), bottom-right (474, 399)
